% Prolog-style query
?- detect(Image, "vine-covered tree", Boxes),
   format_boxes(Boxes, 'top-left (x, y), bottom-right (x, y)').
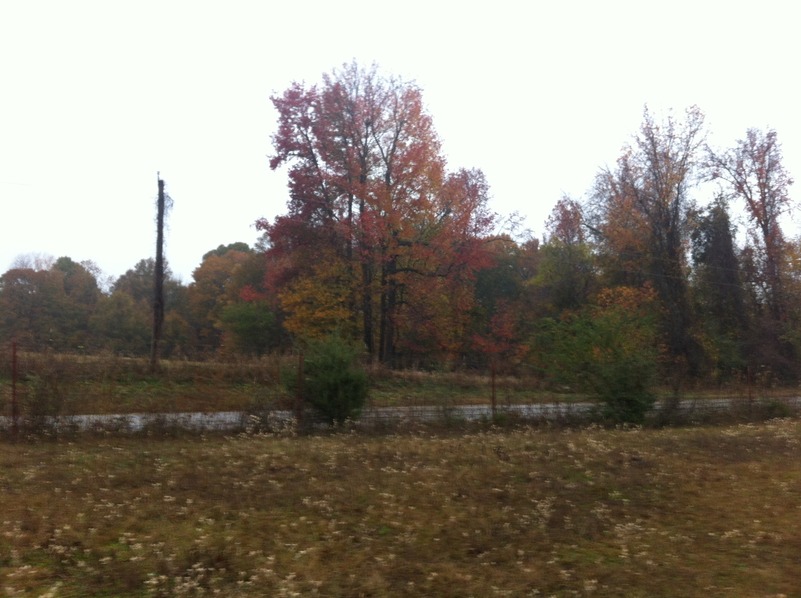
top-left (706, 128), bottom-right (798, 378)
top-left (591, 106), bottom-right (706, 375)
top-left (706, 128), bottom-right (794, 322)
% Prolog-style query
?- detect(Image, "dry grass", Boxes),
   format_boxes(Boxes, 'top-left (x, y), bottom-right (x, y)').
top-left (1, 352), bottom-right (287, 415)
top-left (3, 351), bottom-right (797, 419)
top-left (1, 352), bottom-right (567, 417)
top-left (2, 420), bottom-right (801, 596)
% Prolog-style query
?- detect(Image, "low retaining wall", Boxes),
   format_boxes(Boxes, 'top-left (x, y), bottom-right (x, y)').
top-left (2, 397), bottom-right (800, 433)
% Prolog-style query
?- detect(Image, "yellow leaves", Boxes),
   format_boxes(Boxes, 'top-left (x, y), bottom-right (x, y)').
top-left (598, 185), bottom-right (651, 258)
top-left (278, 258), bottom-right (351, 341)
top-left (595, 284), bottom-right (658, 314)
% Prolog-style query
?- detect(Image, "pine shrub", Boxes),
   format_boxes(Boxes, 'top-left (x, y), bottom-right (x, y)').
top-left (295, 335), bottom-right (368, 424)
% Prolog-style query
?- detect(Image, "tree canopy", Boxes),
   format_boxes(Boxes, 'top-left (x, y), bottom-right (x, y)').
top-left (259, 61), bottom-right (497, 364)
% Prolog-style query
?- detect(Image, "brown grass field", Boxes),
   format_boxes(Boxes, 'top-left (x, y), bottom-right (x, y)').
top-left (2, 419), bottom-right (801, 597)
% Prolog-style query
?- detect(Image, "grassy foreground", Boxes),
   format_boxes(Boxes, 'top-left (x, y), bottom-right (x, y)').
top-left (2, 420), bottom-right (801, 596)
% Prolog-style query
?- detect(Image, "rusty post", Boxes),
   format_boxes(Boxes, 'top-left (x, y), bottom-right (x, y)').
top-left (11, 340), bottom-right (19, 437)
top-left (490, 363), bottom-right (497, 416)
top-left (295, 352), bottom-right (304, 425)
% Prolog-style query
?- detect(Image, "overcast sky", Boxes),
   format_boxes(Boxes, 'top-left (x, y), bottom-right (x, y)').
top-left (1, 1), bottom-right (799, 283)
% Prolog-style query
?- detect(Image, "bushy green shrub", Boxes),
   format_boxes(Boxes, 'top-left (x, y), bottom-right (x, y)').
top-left (291, 335), bottom-right (368, 424)
top-left (534, 286), bottom-right (659, 424)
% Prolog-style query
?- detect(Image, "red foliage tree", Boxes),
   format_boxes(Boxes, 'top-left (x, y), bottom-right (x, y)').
top-left (261, 62), bottom-right (496, 363)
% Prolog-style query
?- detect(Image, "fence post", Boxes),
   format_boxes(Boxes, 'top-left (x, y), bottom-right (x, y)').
top-left (11, 340), bottom-right (19, 438)
top-left (294, 352), bottom-right (304, 426)
top-left (490, 363), bottom-right (497, 416)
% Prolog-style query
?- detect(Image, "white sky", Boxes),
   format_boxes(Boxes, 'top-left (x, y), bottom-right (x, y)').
top-left (1, 0), bottom-right (799, 283)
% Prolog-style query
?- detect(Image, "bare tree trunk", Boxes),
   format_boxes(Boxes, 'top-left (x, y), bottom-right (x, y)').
top-left (150, 175), bottom-right (166, 373)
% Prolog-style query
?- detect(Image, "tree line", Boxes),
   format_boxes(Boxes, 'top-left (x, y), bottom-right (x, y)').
top-left (0, 245), bottom-right (280, 358)
top-left (2, 61), bottom-right (800, 391)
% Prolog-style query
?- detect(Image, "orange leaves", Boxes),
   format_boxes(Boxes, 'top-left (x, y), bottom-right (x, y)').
top-left (263, 62), bottom-right (497, 361)
top-left (595, 283), bottom-right (657, 314)
top-left (545, 196), bottom-right (585, 246)
top-left (278, 255), bottom-right (352, 342)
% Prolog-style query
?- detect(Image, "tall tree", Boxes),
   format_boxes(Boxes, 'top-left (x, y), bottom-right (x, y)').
top-left (591, 106), bottom-right (706, 374)
top-left (690, 198), bottom-right (748, 375)
top-left (706, 128), bottom-right (794, 321)
top-left (705, 128), bottom-right (797, 378)
top-left (262, 61), bottom-right (495, 364)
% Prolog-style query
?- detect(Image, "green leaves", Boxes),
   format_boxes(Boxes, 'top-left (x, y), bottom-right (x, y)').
top-left (534, 286), bottom-right (659, 423)
top-left (293, 334), bottom-right (368, 424)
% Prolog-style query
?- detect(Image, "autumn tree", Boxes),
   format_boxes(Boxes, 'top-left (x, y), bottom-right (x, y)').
top-left (532, 197), bottom-right (596, 314)
top-left (52, 257), bottom-right (102, 349)
top-left (0, 267), bottom-right (70, 350)
top-left (0, 259), bottom-right (103, 351)
top-left (112, 259), bottom-right (174, 305)
top-left (262, 61), bottom-right (496, 364)
top-left (386, 168), bottom-right (497, 365)
top-left (186, 246), bottom-right (253, 353)
top-left (591, 106), bottom-right (706, 375)
top-left (218, 248), bottom-right (286, 356)
top-left (219, 300), bottom-right (281, 357)
top-left (54, 257), bottom-right (102, 306)
top-left (459, 235), bottom-right (539, 373)
top-left (203, 242), bottom-right (251, 260)
top-left (471, 258), bottom-right (528, 378)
